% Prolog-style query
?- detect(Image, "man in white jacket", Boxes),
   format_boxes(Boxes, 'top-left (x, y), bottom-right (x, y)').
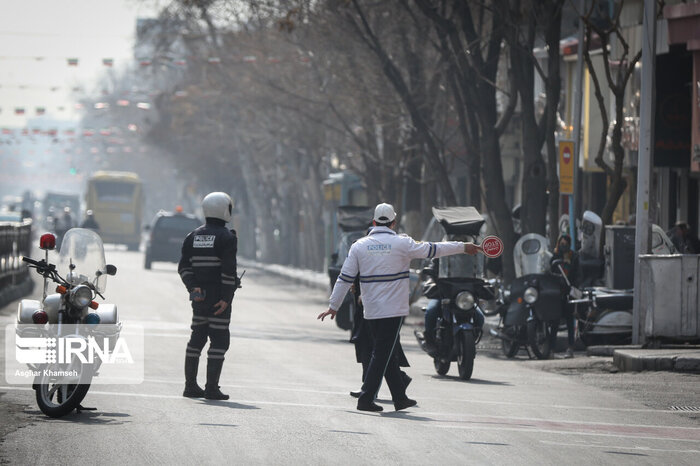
top-left (318, 203), bottom-right (479, 412)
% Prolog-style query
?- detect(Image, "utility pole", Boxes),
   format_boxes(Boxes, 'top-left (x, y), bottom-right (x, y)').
top-left (632, 0), bottom-right (657, 345)
top-left (571, 0), bottom-right (586, 249)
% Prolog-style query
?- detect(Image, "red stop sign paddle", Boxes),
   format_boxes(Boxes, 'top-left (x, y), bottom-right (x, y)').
top-left (479, 235), bottom-right (504, 258)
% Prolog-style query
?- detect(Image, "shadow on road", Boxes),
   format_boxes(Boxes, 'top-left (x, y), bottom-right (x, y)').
top-left (195, 400), bottom-right (259, 410)
top-left (198, 423), bottom-right (238, 428)
top-left (28, 409), bottom-right (131, 425)
top-left (428, 375), bottom-right (512, 386)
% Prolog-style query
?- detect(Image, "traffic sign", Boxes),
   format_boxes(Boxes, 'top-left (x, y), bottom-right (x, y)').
top-left (480, 235), bottom-right (504, 258)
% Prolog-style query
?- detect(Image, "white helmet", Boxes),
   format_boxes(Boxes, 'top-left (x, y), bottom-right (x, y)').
top-left (201, 192), bottom-right (233, 223)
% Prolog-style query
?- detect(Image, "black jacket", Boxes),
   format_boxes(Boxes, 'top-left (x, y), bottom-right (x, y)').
top-left (178, 218), bottom-right (238, 303)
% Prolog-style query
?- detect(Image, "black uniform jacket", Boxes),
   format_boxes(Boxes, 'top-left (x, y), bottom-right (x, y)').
top-left (178, 218), bottom-right (238, 303)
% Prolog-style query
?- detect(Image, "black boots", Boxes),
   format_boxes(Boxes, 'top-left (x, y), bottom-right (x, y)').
top-left (204, 359), bottom-right (229, 400)
top-left (183, 357), bottom-right (205, 398)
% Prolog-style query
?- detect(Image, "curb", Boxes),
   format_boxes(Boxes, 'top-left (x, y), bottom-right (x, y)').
top-left (238, 258), bottom-right (329, 292)
top-left (613, 349), bottom-right (700, 372)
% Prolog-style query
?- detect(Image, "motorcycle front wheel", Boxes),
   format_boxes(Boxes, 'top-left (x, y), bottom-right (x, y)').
top-left (457, 331), bottom-right (476, 380)
top-left (35, 364), bottom-right (93, 418)
top-left (527, 319), bottom-right (554, 360)
top-left (500, 325), bottom-right (521, 359)
top-left (433, 357), bottom-right (450, 376)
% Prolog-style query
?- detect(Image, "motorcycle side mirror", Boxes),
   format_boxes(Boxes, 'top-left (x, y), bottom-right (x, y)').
top-left (105, 264), bottom-right (117, 276)
top-left (39, 233), bottom-right (56, 250)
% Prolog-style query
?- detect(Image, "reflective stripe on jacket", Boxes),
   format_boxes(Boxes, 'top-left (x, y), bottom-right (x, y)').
top-left (328, 226), bottom-right (464, 319)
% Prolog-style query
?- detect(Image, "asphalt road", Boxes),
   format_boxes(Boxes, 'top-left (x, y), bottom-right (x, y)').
top-left (1, 247), bottom-right (699, 465)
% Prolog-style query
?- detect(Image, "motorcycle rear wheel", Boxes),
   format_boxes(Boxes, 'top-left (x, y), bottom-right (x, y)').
top-left (433, 358), bottom-right (450, 376)
top-left (457, 332), bottom-right (476, 380)
top-left (527, 320), bottom-right (553, 360)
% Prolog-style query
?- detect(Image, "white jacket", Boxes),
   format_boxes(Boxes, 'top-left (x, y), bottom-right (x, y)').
top-left (329, 226), bottom-right (465, 320)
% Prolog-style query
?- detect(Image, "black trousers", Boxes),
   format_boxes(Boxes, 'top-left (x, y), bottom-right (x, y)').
top-left (358, 316), bottom-right (407, 405)
top-left (185, 293), bottom-right (231, 362)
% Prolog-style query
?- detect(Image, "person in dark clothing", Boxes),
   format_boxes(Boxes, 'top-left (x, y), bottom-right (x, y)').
top-left (178, 192), bottom-right (238, 400)
top-left (349, 277), bottom-right (411, 398)
top-left (551, 234), bottom-right (580, 358)
top-left (80, 210), bottom-right (100, 231)
top-left (669, 222), bottom-right (700, 254)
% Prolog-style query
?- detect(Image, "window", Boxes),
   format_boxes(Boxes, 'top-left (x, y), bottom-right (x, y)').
top-left (95, 182), bottom-right (135, 203)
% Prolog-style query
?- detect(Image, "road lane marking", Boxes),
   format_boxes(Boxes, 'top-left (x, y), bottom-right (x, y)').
top-left (429, 424), bottom-right (700, 444)
top-left (539, 440), bottom-right (700, 454)
top-left (2, 384), bottom-right (699, 444)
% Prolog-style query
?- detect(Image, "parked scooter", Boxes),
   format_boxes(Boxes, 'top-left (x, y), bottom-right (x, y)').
top-left (414, 207), bottom-right (494, 380)
top-left (17, 228), bottom-right (119, 417)
top-left (491, 233), bottom-right (566, 359)
top-left (552, 259), bottom-right (633, 346)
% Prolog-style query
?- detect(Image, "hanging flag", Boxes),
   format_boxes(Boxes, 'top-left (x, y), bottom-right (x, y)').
top-left (173, 58), bottom-right (187, 66)
top-left (208, 57), bottom-right (221, 64)
top-left (83, 129), bottom-right (95, 137)
top-left (136, 102), bottom-right (151, 110)
top-left (243, 56), bottom-right (257, 63)
top-left (99, 128), bottom-right (111, 136)
top-left (1, 128), bottom-right (12, 135)
top-left (32, 129), bottom-right (41, 134)
top-left (21, 128), bottom-right (29, 135)
top-left (15, 107), bottom-right (25, 115)
top-left (117, 99), bottom-right (129, 107)
top-left (67, 58), bottom-right (79, 66)
top-left (94, 102), bottom-right (109, 109)
top-left (267, 57), bottom-right (281, 64)
top-left (139, 59), bottom-right (152, 67)
top-left (48, 129), bottom-right (57, 137)
top-left (127, 124), bottom-right (138, 132)
top-left (103, 58), bottom-right (114, 67)
top-left (64, 129), bottom-right (75, 136)
top-left (35, 107), bottom-right (46, 115)
top-left (174, 90), bottom-right (188, 98)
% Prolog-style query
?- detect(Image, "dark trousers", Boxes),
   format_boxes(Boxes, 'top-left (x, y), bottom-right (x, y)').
top-left (358, 316), bottom-right (407, 405)
top-left (185, 295), bottom-right (231, 362)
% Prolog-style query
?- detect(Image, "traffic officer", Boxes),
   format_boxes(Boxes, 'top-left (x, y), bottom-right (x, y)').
top-left (178, 192), bottom-right (238, 400)
top-left (318, 203), bottom-right (479, 412)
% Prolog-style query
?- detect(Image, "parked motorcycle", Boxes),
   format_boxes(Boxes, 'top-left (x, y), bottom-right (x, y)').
top-left (17, 228), bottom-right (119, 418)
top-left (414, 206), bottom-right (494, 380)
top-left (552, 259), bottom-right (633, 346)
top-left (491, 233), bottom-right (566, 359)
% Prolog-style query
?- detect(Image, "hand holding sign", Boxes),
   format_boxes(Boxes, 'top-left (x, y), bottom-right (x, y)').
top-left (478, 235), bottom-right (504, 258)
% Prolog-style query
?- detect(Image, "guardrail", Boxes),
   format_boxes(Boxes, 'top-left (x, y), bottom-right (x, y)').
top-left (0, 219), bottom-right (32, 292)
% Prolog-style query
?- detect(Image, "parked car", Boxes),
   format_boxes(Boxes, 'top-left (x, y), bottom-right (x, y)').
top-left (144, 209), bottom-right (202, 269)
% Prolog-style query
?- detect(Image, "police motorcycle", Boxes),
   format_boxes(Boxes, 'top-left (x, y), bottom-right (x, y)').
top-left (17, 228), bottom-right (119, 418)
top-left (327, 206), bottom-right (373, 331)
top-left (414, 207), bottom-right (494, 380)
top-left (492, 233), bottom-right (565, 359)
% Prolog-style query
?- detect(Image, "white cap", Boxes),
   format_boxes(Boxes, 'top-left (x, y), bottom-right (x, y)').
top-left (373, 203), bottom-right (396, 223)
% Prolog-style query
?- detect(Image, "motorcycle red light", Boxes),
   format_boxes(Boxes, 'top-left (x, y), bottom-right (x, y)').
top-left (32, 310), bottom-right (49, 324)
top-left (89, 301), bottom-right (99, 310)
top-left (56, 285), bottom-right (67, 294)
top-left (39, 233), bottom-right (56, 250)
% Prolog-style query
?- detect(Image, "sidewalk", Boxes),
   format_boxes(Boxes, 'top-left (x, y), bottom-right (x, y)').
top-left (612, 347), bottom-right (700, 372)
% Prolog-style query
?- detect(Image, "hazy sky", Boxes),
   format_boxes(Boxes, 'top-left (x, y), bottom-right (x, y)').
top-left (0, 0), bottom-right (161, 127)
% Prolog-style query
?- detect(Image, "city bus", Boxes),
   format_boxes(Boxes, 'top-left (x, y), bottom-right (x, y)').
top-left (86, 171), bottom-right (144, 250)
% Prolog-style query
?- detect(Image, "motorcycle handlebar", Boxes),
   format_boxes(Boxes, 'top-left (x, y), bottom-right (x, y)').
top-left (22, 257), bottom-right (41, 266)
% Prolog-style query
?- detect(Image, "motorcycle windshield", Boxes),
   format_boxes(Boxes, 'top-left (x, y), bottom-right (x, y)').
top-left (514, 233), bottom-right (551, 277)
top-left (439, 253), bottom-right (484, 278)
top-left (58, 228), bottom-right (108, 293)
